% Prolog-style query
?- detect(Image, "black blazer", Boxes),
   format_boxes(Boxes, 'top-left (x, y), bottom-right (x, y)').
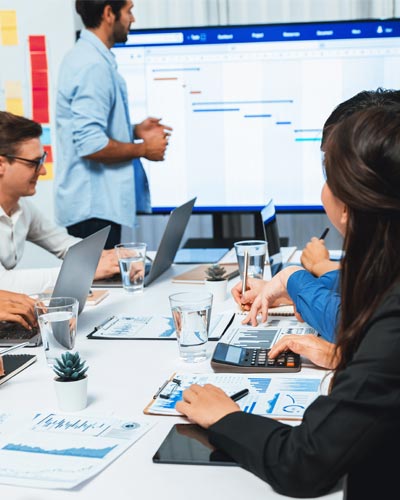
top-left (209, 284), bottom-right (400, 499)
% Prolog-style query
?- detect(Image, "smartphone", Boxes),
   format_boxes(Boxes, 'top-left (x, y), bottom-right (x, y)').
top-left (152, 424), bottom-right (237, 466)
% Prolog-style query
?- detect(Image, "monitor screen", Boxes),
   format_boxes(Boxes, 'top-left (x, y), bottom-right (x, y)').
top-left (112, 19), bottom-right (400, 213)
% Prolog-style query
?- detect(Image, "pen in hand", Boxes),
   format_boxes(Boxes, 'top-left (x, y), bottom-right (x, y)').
top-left (230, 388), bottom-right (249, 402)
top-left (241, 249), bottom-right (249, 296)
top-left (319, 227), bottom-right (330, 240)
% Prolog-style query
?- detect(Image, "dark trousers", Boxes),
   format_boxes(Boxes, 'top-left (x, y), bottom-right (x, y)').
top-left (67, 218), bottom-right (122, 250)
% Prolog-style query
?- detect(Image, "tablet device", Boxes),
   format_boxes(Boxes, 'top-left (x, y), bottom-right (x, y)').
top-left (152, 424), bottom-right (237, 466)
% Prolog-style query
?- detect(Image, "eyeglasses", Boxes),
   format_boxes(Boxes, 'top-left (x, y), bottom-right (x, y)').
top-left (0, 151), bottom-right (47, 172)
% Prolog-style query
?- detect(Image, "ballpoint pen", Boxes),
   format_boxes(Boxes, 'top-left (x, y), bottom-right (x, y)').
top-left (230, 388), bottom-right (250, 402)
top-left (0, 342), bottom-right (31, 356)
top-left (241, 249), bottom-right (249, 296)
top-left (319, 227), bottom-right (330, 240)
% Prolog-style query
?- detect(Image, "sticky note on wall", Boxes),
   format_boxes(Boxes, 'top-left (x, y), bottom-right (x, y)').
top-left (0, 10), bottom-right (18, 46)
top-left (5, 81), bottom-right (24, 116)
top-left (29, 35), bottom-right (50, 124)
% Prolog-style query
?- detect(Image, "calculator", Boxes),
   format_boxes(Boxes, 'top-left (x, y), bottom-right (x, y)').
top-left (211, 343), bottom-right (301, 373)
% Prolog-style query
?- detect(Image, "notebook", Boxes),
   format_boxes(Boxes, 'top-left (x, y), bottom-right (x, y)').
top-left (0, 226), bottom-right (110, 347)
top-left (0, 354), bottom-right (37, 385)
top-left (93, 198), bottom-right (196, 288)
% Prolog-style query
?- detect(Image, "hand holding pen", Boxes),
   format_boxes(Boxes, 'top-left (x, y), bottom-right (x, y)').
top-left (240, 250), bottom-right (249, 310)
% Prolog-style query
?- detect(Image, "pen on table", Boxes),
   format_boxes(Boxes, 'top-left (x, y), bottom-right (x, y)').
top-left (0, 342), bottom-right (31, 356)
top-left (230, 388), bottom-right (249, 402)
top-left (319, 227), bottom-right (330, 240)
top-left (241, 249), bottom-right (249, 296)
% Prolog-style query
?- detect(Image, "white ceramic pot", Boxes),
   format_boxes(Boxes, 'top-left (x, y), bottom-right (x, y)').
top-left (204, 279), bottom-right (228, 303)
top-left (54, 376), bottom-right (88, 412)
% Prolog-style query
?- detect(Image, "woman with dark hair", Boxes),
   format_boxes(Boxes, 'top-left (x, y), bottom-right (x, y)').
top-left (176, 105), bottom-right (400, 499)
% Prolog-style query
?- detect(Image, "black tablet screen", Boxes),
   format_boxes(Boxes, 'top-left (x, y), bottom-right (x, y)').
top-left (153, 424), bottom-right (237, 466)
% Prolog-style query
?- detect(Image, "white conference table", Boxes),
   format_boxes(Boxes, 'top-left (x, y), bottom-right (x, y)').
top-left (0, 264), bottom-right (342, 500)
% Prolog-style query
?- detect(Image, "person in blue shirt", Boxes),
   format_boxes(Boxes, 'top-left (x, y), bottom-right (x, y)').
top-left (55, 0), bottom-right (171, 249)
top-left (233, 88), bottom-right (400, 342)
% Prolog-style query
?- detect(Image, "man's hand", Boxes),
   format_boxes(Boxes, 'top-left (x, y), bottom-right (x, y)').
top-left (94, 249), bottom-right (120, 280)
top-left (176, 384), bottom-right (241, 429)
top-left (0, 291), bottom-right (37, 329)
top-left (268, 334), bottom-right (339, 369)
top-left (135, 117), bottom-right (172, 141)
top-left (301, 237), bottom-right (339, 276)
top-left (143, 134), bottom-right (169, 161)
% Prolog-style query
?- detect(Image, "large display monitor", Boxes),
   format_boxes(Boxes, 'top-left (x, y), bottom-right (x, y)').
top-left (112, 19), bottom-right (400, 213)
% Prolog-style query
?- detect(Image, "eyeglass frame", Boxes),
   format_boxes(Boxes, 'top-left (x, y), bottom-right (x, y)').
top-left (0, 151), bottom-right (47, 172)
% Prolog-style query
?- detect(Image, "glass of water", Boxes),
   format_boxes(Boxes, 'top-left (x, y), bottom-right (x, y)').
top-left (35, 297), bottom-right (79, 366)
top-left (234, 240), bottom-right (268, 280)
top-left (115, 242), bottom-right (147, 293)
top-left (169, 292), bottom-right (213, 363)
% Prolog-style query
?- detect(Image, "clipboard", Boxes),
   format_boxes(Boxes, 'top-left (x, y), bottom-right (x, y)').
top-left (87, 313), bottom-right (234, 341)
top-left (144, 371), bottom-right (324, 420)
top-left (144, 372), bottom-right (181, 415)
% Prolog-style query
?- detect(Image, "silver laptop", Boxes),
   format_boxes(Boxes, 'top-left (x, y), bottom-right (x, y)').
top-left (93, 198), bottom-right (196, 288)
top-left (0, 226), bottom-right (110, 347)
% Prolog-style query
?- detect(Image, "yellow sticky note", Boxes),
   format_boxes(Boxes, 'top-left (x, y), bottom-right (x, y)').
top-left (5, 81), bottom-right (22, 99)
top-left (0, 11), bottom-right (18, 46)
top-left (5, 98), bottom-right (24, 116)
top-left (40, 162), bottom-right (53, 181)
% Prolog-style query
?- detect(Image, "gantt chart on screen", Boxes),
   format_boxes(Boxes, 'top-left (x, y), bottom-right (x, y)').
top-left (113, 21), bottom-right (400, 211)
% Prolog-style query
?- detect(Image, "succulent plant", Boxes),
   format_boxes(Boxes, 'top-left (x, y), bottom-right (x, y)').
top-left (205, 264), bottom-right (227, 281)
top-left (53, 352), bottom-right (88, 382)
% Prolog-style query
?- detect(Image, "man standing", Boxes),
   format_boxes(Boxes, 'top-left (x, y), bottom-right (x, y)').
top-left (0, 111), bottom-right (119, 294)
top-left (55, 0), bottom-right (171, 249)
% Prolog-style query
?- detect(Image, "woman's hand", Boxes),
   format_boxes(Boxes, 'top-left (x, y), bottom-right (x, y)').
top-left (234, 267), bottom-right (303, 326)
top-left (231, 277), bottom-right (266, 311)
top-left (269, 334), bottom-right (339, 369)
top-left (301, 237), bottom-right (339, 277)
top-left (175, 384), bottom-right (241, 429)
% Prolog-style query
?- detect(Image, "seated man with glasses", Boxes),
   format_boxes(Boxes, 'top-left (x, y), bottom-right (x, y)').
top-left (0, 111), bottom-right (119, 295)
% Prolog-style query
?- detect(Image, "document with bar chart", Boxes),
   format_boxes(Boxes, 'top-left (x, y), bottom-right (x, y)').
top-left (146, 372), bottom-right (323, 420)
top-left (0, 412), bottom-right (153, 489)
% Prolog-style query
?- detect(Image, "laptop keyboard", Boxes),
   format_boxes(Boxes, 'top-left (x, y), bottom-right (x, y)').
top-left (0, 322), bottom-right (39, 341)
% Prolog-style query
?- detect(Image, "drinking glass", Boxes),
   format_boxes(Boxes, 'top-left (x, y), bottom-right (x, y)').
top-left (169, 292), bottom-right (213, 363)
top-left (115, 242), bottom-right (147, 293)
top-left (234, 240), bottom-right (268, 280)
top-left (35, 297), bottom-right (79, 366)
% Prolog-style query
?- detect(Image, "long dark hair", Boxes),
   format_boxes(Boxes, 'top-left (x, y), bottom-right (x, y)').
top-left (324, 106), bottom-right (400, 376)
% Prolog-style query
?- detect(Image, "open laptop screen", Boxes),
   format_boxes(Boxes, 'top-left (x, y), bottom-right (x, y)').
top-left (260, 199), bottom-right (283, 277)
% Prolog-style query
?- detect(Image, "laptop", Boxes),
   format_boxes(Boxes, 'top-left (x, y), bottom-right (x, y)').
top-left (0, 226), bottom-right (110, 347)
top-left (93, 197), bottom-right (196, 288)
top-left (260, 199), bottom-right (283, 277)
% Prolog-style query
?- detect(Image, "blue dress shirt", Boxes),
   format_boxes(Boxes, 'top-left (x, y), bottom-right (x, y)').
top-left (287, 269), bottom-right (340, 342)
top-left (55, 29), bottom-right (151, 228)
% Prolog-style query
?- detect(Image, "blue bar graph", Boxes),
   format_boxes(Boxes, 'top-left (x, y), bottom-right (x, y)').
top-left (295, 138), bottom-right (321, 142)
top-left (248, 377), bottom-right (272, 393)
top-left (244, 114), bottom-right (272, 118)
top-left (33, 415), bottom-right (110, 436)
top-left (152, 67), bottom-right (200, 72)
top-left (3, 443), bottom-right (117, 459)
top-left (193, 108), bottom-right (240, 113)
